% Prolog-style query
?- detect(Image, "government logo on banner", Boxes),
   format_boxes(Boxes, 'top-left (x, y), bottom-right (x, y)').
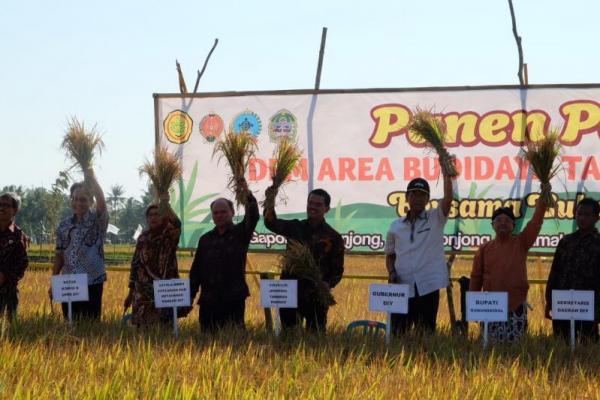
top-left (163, 110), bottom-right (193, 144)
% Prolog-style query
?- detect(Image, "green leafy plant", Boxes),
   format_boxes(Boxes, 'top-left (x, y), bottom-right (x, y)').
top-left (169, 161), bottom-right (219, 247)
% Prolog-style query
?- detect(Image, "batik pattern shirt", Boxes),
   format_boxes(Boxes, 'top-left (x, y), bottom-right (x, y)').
top-left (264, 213), bottom-right (345, 303)
top-left (129, 217), bottom-right (181, 325)
top-left (56, 210), bottom-right (109, 285)
top-left (0, 223), bottom-right (29, 294)
top-left (546, 228), bottom-right (600, 320)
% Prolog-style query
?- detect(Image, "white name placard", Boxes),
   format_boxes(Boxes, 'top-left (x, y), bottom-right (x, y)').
top-left (552, 290), bottom-right (595, 321)
top-left (52, 274), bottom-right (89, 302)
top-left (466, 292), bottom-right (508, 322)
top-left (260, 280), bottom-right (297, 308)
top-left (153, 279), bottom-right (191, 308)
top-left (369, 284), bottom-right (409, 313)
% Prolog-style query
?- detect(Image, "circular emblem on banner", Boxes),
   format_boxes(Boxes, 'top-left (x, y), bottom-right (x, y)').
top-left (163, 110), bottom-right (193, 144)
top-left (230, 110), bottom-right (262, 138)
top-left (268, 109), bottom-right (297, 143)
top-left (199, 113), bottom-right (224, 142)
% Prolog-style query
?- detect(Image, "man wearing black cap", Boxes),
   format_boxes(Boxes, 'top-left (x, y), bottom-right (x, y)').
top-left (384, 157), bottom-right (454, 334)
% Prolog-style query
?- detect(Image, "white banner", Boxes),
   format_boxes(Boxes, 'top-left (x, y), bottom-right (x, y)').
top-left (155, 86), bottom-right (600, 252)
top-left (552, 290), bottom-right (595, 321)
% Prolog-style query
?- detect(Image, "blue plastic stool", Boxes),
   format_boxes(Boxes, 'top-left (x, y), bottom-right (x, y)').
top-left (346, 320), bottom-right (387, 335)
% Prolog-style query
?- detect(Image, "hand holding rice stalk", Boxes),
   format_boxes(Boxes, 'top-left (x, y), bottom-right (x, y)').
top-left (409, 109), bottom-right (458, 177)
top-left (139, 145), bottom-right (182, 212)
top-left (213, 131), bottom-right (257, 206)
top-left (61, 117), bottom-right (104, 178)
top-left (263, 137), bottom-right (303, 211)
top-left (524, 128), bottom-right (561, 206)
top-left (280, 240), bottom-right (335, 307)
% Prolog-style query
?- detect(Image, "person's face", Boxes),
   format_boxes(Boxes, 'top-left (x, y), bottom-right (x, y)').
top-left (146, 208), bottom-right (162, 230)
top-left (575, 204), bottom-right (599, 232)
top-left (407, 190), bottom-right (429, 213)
top-left (307, 194), bottom-right (329, 221)
top-left (0, 197), bottom-right (16, 225)
top-left (211, 199), bottom-right (234, 229)
top-left (492, 213), bottom-right (515, 236)
top-left (71, 188), bottom-right (91, 217)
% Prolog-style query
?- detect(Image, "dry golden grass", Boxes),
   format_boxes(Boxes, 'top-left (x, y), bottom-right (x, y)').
top-left (1, 254), bottom-right (598, 399)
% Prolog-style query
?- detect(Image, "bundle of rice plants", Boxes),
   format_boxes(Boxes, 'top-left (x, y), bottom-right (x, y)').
top-left (263, 138), bottom-right (303, 211)
top-left (280, 240), bottom-right (335, 307)
top-left (139, 145), bottom-right (182, 209)
top-left (61, 117), bottom-right (104, 173)
top-left (524, 128), bottom-right (561, 206)
top-left (408, 109), bottom-right (458, 177)
top-left (213, 131), bottom-right (257, 206)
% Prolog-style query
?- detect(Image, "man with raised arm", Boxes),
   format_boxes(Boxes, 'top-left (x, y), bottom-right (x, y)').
top-left (263, 188), bottom-right (344, 333)
top-left (384, 154), bottom-right (454, 334)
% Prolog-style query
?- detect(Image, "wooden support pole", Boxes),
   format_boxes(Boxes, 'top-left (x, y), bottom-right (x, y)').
top-left (314, 27), bottom-right (328, 90)
top-left (446, 254), bottom-right (458, 331)
top-left (507, 0), bottom-right (525, 86)
top-left (260, 272), bottom-right (274, 332)
top-left (193, 39), bottom-right (219, 93)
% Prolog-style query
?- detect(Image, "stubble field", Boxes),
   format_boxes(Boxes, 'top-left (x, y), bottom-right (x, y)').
top-left (0, 251), bottom-right (598, 399)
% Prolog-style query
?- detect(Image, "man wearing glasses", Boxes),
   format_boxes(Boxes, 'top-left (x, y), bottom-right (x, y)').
top-left (0, 192), bottom-right (29, 319)
top-left (52, 170), bottom-right (108, 321)
top-left (384, 156), bottom-right (454, 335)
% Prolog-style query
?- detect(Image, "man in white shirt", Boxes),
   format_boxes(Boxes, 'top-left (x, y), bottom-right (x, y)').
top-left (384, 158), bottom-right (453, 334)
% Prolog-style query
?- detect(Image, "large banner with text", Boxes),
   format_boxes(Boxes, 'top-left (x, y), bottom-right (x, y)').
top-left (155, 86), bottom-right (600, 252)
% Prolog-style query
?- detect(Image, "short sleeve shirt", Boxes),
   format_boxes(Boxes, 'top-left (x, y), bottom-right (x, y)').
top-left (384, 207), bottom-right (448, 297)
top-left (56, 210), bottom-right (109, 285)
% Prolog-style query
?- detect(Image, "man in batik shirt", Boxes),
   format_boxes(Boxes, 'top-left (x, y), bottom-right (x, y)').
top-left (0, 192), bottom-right (28, 319)
top-left (264, 188), bottom-right (344, 333)
top-left (546, 197), bottom-right (600, 342)
top-left (53, 170), bottom-right (108, 321)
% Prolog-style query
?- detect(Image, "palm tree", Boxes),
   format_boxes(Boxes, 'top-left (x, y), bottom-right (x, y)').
top-left (107, 184), bottom-right (125, 227)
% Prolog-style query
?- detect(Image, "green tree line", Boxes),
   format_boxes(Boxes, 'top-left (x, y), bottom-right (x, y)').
top-left (2, 173), bottom-right (152, 244)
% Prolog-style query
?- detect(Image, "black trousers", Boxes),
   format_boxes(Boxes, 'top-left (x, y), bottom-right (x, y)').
top-left (280, 302), bottom-right (329, 333)
top-left (552, 320), bottom-right (599, 343)
top-left (0, 290), bottom-right (18, 319)
top-left (199, 299), bottom-right (245, 332)
top-left (391, 286), bottom-right (439, 335)
top-left (61, 282), bottom-right (103, 321)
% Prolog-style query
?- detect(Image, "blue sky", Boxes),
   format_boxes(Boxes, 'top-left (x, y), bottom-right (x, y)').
top-left (1, 0), bottom-right (598, 198)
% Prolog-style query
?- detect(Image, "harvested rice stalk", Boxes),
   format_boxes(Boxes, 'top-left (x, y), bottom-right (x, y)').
top-left (409, 109), bottom-right (458, 177)
top-left (139, 145), bottom-right (182, 208)
top-left (61, 117), bottom-right (104, 173)
top-left (263, 138), bottom-right (303, 211)
top-left (213, 131), bottom-right (257, 206)
top-left (524, 128), bottom-right (561, 206)
top-left (280, 240), bottom-right (335, 307)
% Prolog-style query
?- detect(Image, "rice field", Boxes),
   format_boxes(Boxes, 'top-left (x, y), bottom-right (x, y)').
top-left (1, 253), bottom-right (599, 399)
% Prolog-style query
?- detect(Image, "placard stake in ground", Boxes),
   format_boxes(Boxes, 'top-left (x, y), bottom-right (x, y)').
top-left (260, 280), bottom-right (298, 337)
top-left (153, 278), bottom-right (191, 338)
top-left (51, 274), bottom-right (89, 325)
top-left (465, 291), bottom-right (508, 350)
top-left (551, 289), bottom-right (595, 352)
top-left (368, 283), bottom-right (409, 345)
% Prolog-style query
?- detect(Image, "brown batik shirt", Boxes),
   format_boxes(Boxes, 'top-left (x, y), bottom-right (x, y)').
top-left (264, 212), bottom-right (345, 299)
top-left (0, 223), bottom-right (29, 294)
top-left (545, 228), bottom-right (600, 321)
